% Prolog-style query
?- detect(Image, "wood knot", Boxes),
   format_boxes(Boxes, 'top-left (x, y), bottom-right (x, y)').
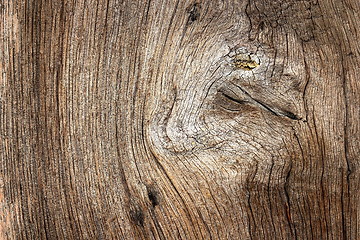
top-left (232, 54), bottom-right (260, 70)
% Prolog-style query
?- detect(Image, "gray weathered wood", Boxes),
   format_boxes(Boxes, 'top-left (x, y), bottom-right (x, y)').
top-left (1, 0), bottom-right (359, 239)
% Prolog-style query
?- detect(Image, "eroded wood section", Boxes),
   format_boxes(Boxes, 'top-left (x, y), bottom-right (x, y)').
top-left (1, 0), bottom-right (359, 239)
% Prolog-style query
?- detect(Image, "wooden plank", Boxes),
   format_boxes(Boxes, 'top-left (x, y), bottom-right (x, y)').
top-left (1, 0), bottom-right (359, 239)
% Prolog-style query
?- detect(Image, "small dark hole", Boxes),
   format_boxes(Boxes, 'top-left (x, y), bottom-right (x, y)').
top-left (130, 207), bottom-right (144, 227)
top-left (147, 187), bottom-right (159, 207)
top-left (187, 3), bottom-right (201, 25)
top-left (259, 21), bottom-right (265, 31)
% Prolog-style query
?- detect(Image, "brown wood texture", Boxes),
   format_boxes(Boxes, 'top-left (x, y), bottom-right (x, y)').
top-left (1, 0), bottom-right (359, 239)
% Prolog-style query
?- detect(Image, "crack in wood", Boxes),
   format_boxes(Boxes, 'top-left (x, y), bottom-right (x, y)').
top-left (232, 84), bottom-right (301, 121)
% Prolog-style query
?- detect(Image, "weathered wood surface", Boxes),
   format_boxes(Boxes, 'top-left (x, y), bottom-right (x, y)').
top-left (1, 0), bottom-right (359, 239)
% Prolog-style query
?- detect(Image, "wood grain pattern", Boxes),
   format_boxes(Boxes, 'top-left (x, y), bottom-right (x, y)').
top-left (1, 0), bottom-right (359, 239)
